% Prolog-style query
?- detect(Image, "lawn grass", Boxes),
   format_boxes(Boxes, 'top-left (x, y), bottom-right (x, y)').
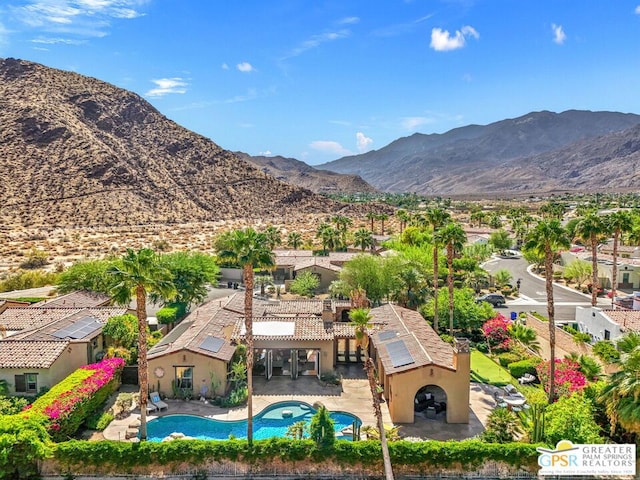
top-left (470, 350), bottom-right (514, 386)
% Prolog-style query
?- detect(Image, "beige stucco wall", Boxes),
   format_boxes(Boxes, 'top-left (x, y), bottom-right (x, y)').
top-left (385, 351), bottom-right (470, 424)
top-left (148, 351), bottom-right (229, 399)
top-left (294, 266), bottom-right (338, 292)
top-left (254, 339), bottom-right (334, 375)
top-left (2, 342), bottom-right (91, 394)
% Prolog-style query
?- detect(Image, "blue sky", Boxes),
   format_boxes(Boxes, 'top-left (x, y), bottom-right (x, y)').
top-left (2, 1), bottom-right (640, 165)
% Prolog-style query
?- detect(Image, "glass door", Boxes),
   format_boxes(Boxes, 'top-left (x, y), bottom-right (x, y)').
top-left (266, 349), bottom-right (273, 380)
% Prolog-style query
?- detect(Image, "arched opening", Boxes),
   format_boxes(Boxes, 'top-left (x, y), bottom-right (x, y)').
top-left (414, 385), bottom-right (447, 421)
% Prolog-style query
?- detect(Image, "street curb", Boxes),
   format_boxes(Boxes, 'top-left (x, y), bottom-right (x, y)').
top-left (525, 264), bottom-right (610, 305)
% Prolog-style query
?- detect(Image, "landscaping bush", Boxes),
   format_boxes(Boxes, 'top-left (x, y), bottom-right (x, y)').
top-left (497, 352), bottom-right (520, 368)
top-left (0, 415), bottom-right (53, 480)
top-left (592, 340), bottom-right (620, 364)
top-left (508, 358), bottom-right (541, 379)
top-left (24, 358), bottom-right (124, 441)
top-left (156, 303), bottom-right (187, 325)
top-left (536, 358), bottom-right (586, 398)
top-left (85, 411), bottom-right (114, 431)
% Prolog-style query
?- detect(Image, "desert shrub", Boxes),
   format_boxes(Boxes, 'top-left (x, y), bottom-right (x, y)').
top-left (497, 352), bottom-right (520, 368)
top-left (156, 303), bottom-right (187, 325)
top-left (0, 270), bottom-right (59, 292)
top-left (85, 411), bottom-right (114, 431)
top-left (544, 393), bottom-right (602, 445)
top-left (508, 358), bottom-right (541, 379)
top-left (309, 405), bottom-right (335, 449)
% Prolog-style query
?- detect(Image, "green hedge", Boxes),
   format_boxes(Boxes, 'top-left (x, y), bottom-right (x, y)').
top-left (508, 358), bottom-right (541, 379)
top-left (54, 438), bottom-right (539, 472)
top-left (497, 352), bottom-right (520, 367)
top-left (156, 302), bottom-right (187, 324)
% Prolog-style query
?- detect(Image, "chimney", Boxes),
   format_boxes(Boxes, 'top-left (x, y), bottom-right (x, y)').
top-left (453, 337), bottom-right (470, 372)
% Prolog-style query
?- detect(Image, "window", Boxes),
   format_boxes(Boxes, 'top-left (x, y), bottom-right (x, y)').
top-left (604, 330), bottom-right (610, 341)
top-left (14, 373), bottom-right (37, 393)
top-left (174, 366), bottom-right (193, 390)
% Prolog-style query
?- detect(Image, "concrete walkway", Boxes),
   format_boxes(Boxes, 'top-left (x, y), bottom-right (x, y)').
top-left (103, 378), bottom-right (496, 442)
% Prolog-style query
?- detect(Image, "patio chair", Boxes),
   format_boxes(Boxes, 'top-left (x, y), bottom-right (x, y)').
top-left (149, 391), bottom-right (169, 411)
top-left (518, 373), bottom-right (536, 385)
top-left (145, 402), bottom-right (158, 414)
top-left (503, 384), bottom-right (524, 398)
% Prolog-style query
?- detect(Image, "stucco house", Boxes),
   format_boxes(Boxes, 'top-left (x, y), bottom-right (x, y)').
top-left (0, 306), bottom-right (126, 395)
top-left (575, 306), bottom-right (640, 343)
top-left (147, 293), bottom-right (471, 424)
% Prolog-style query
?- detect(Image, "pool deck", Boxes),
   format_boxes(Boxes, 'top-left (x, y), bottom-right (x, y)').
top-left (103, 376), bottom-right (496, 442)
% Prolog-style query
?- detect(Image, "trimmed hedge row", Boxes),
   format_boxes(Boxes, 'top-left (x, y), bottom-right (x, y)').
top-left (54, 438), bottom-right (540, 473)
top-left (156, 302), bottom-right (187, 324)
top-left (508, 358), bottom-right (541, 379)
top-left (24, 358), bottom-right (124, 441)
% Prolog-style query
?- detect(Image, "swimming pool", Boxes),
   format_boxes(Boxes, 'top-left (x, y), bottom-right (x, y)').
top-left (146, 401), bottom-right (362, 442)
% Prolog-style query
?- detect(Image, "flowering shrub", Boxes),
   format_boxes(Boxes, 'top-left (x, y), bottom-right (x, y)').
top-left (536, 358), bottom-right (586, 398)
top-left (481, 314), bottom-right (512, 352)
top-left (25, 358), bottom-right (124, 441)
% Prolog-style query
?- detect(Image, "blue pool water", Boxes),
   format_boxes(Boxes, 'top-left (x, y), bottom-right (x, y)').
top-left (146, 401), bottom-right (362, 442)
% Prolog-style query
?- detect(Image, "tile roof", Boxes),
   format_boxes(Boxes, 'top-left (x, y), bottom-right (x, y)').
top-left (293, 258), bottom-right (342, 272)
top-left (603, 310), bottom-right (640, 332)
top-left (5, 307), bottom-right (127, 340)
top-left (233, 316), bottom-right (334, 341)
top-left (149, 295), bottom-right (237, 362)
top-left (0, 340), bottom-right (69, 368)
top-left (263, 300), bottom-right (323, 316)
top-left (370, 304), bottom-right (454, 374)
top-left (32, 291), bottom-right (111, 308)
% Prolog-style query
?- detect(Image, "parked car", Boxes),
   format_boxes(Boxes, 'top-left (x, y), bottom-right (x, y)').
top-left (475, 293), bottom-right (506, 307)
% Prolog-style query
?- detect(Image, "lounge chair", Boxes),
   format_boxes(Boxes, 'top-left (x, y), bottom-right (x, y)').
top-left (145, 402), bottom-right (158, 414)
top-left (150, 391), bottom-right (169, 411)
top-left (518, 373), bottom-right (536, 385)
top-left (503, 384), bottom-right (524, 397)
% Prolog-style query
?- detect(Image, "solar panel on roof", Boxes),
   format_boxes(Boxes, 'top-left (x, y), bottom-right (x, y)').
top-left (200, 335), bottom-right (225, 353)
top-left (52, 316), bottom-right (102, 339)
top-left (386, 339), bottom-right (415, 368)
top-left (378, 330), bottom-right (397, 341)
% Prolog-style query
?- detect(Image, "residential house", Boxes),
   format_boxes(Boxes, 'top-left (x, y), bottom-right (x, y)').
top-left (575, 306), bottom-right (640, 343)
top-left (0, 306), bottom-right (126, 395)
top-left (147, 293), bottom-right (471, 424)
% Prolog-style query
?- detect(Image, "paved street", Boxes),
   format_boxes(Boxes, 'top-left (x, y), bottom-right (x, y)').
top-left (482, 256), bottom-right (610, 322)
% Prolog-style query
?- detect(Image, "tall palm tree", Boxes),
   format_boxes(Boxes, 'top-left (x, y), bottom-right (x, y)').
top-left (331, 215), bottom-right (353, 247)
top-left (507, 323), bottom-right (541, 354)
top-left (287, 231), bottom-right (302, 250)
top-left (108, 248), bottom-right (175, 440)
top-left (606, 211), bottom-right (633, 306)
top-left (218, 228), bottom-right (274, 445)
top-left (395, 209), bottom-right (409, 234)
top-left (377, 213), bottom-right (389, 235)
top-left (263, 225), bottom-right (281, 250)
top-left (366, 212), bottom-right (377, 232)
top-left (575, 212), bottom-right (606, 306)
top-left (348, 308), bottom-right (373, 361)
top-left (599, 332), bottom-right (640, 436)
top-left (435, 221), bottom-right (466, 336)
top-left (425, 208), bottom-right (451, 332)
top-left (524, 219), bottom-right (569, 403)
top-left (353, 228), bottom-right (374, 251)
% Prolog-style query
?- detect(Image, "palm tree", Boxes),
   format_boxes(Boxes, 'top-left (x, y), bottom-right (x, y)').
top-left (348, 308), bottom-right (373, 361)
top-left (606, 211), bottom-right (633, 306)
top-left (331, 215), bottom-right (353, 247)
top-left (353, 228), bottom-right (374, 251)
top-left (508, 323), bottom-right (541, 354)
top-left (316, 223), bottom-right (341, 252)
top-left (263, 225), bottom-right (282, 250)
top-left (366, 212), bottom-right (377, 232)
top-left (524, 219), bottom-right (570, 403)
top-left (395, 209), bottom-right (409, 234)
top-left (425, 208), bottom-right (451, 332)
top-left (575, 212), bottom-right (606, 306)
top-left (435, 221), bottom-right (466, 336)
top-left (108, 248), bottom-right (176, 440)
top-left (218, 228), bottom-right (275, 445)
top-left (287, 231), bottom-right (302, 250)
top-left (599, 332), bottom-right (640, 435)
top-left (377, 213), bottom-right (389, 235)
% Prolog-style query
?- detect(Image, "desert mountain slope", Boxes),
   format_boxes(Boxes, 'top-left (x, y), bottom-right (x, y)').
top-left (319, 110), bottom-right (640, 194)
top-left (0, 58), bottom-right (352, 227)
top-left (236, 152), bottom-right (376, 194)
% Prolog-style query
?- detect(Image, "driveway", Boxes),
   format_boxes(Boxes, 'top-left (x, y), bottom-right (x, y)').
top-left (482, 256), bottom-right (608, 321)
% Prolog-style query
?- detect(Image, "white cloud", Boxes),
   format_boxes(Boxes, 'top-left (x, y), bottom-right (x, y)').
top-left (223, 88), bottom-right (257, 104)
top-left (309, 140), bottom-right (353, 156)
top-left (10, 0), bottom-right (145, 39)
top-left (145, 78), bottom-right (188, 97)
top-left (236, 62), bottom-right (254, 72)
top-left (401, 116), bottom-right (432, 130)
top-left (259, 150), bottom-right (272, 156)
top-left (284, 29), bottom-right (350, 59)
top-left (221, 63), bottom-right (229, 70)
top-left (339, 16), bottom-right (360, 25)
top-left (551, 23), bottom-right (566, 45)
top-left (356, 132), bottom-right (373, 152)
top-left (31, 36), bottom-right (85, 44)
top-left (430, 25), bottom-right (479, 51)
top-left (635, 5), bottom-right (640, 14)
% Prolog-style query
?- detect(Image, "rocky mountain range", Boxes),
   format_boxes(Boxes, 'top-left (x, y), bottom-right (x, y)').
top-left (319, 110), bottom-right (640, 195)
top-left (0, 58), bottom-right (360, 227)
top-left (235, 152), bottom-right (375, 194)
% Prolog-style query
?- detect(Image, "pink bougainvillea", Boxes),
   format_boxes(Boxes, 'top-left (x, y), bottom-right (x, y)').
top-left (536, 358), bottom-right (586, 398)
top-left (481, 314), bottom-right (512, 352)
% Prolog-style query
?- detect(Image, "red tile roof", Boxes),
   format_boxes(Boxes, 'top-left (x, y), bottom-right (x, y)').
top-left (603, 310), bottom-right (640, 332)
top-left (0, 340), bottom-right (69, 368)
top-left (32, 291), bottom-right (111, 308)
top-left (233, 317), bottom-right (334, 341)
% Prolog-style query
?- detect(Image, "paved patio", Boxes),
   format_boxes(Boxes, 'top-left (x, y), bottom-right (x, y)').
top-left (103, 375), bottom-right (498, 442)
